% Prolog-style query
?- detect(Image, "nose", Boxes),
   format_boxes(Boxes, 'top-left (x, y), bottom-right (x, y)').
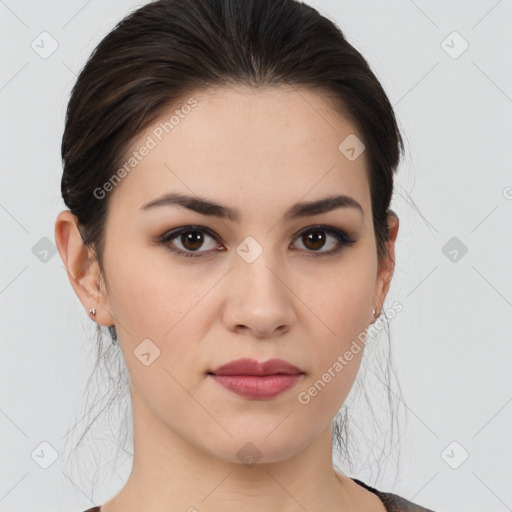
top-left (221, 250), bottom-right (296, 339)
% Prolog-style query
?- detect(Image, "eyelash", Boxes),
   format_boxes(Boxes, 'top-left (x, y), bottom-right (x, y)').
top-left (156, 224), bottom-right (357, 259)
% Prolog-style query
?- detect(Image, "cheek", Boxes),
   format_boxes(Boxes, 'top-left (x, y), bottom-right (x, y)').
top-left (297, 264), bottom-right (374, 408)
top-left (104, 241), bottom-right (204, 341)
top-left (307, 262), bottom-right (374, 345)
top-left (104, 248), bottom-right (220, 402)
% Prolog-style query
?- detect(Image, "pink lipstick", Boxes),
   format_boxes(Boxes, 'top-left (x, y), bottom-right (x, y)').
top-left (208, 358), bottom-right (304, 399)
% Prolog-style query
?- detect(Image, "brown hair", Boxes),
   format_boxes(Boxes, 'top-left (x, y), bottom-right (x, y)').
top-left (60, 0), bottom-right (405, 491)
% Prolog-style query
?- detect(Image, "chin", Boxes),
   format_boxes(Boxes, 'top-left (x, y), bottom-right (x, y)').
top-left (200, 432), bottom-right (311, 466)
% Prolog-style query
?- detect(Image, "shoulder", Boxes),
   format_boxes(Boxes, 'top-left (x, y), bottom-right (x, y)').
top-left (351, 478), bottom-right (438, 512)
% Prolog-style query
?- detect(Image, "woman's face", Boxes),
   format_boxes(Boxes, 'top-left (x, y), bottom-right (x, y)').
top-left (84, 85), bottom-right (396, 463)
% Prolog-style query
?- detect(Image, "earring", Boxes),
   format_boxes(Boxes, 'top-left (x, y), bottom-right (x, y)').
top-left (372, 308), bottom-right (376, 316)
top-left (89, 308), bottom-right (96, 316)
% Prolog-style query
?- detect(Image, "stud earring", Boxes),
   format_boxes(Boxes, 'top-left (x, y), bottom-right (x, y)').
top-left (89, 308), bottom-right (96, 316)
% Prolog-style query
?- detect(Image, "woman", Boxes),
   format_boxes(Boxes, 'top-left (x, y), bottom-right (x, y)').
top-left (55, 0), bottom-right (437, 510)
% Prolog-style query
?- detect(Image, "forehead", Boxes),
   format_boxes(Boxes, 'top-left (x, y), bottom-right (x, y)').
top-left (109, 85), bottom-right (370, 220)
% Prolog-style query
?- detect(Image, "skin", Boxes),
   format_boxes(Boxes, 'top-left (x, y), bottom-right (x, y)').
top-left (55, 84), bottom-right (398, 512)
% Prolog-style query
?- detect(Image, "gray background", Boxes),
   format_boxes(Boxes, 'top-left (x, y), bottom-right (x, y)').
top-left (1, 0), bottom-right (511, 511)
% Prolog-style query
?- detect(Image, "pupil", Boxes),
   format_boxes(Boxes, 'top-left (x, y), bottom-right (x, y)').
top-left (305, 231), bottom-right (325, 250)
top-left (183, 231), bottom-right (203, 250)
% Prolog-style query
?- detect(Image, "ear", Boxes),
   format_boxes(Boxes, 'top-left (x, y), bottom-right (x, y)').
top-left (54, 210), bottom-right (115, 327)
top-left (373, 210), bottom-right (399, 315)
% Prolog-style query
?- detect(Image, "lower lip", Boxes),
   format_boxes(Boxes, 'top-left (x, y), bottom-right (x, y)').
top-left (208, 373), bottom-right (303, 399)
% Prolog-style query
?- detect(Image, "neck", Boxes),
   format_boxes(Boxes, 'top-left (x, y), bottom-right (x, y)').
top-left (100, 392), bottom-right (355, 512)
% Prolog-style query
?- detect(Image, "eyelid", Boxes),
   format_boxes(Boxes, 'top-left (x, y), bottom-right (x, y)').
top-left (157, 225), bottom-right (222, 257)
top-left (157, 224), bottom-right (357, 258)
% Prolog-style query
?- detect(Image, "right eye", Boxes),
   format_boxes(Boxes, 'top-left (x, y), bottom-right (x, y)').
top-left (157, 226), bottom-right (224, 258)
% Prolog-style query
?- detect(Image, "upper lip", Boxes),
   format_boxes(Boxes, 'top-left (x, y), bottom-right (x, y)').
top-left (209, 358), bottom-right (303, 376)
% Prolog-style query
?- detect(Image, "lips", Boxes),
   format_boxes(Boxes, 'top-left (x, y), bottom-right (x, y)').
top-left (207, 358), bottom-right (304, 399)
top-left (208, 358), bottom-right (303, 376)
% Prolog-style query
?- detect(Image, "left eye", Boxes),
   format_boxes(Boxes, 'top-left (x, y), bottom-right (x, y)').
top-left (158, 225), bottom-right (356, 258)
top-left (293, 228), bottom-right (348, 253)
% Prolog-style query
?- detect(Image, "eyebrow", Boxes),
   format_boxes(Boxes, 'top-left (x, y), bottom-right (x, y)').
top-left (140, 192), bottom-right (363, 221)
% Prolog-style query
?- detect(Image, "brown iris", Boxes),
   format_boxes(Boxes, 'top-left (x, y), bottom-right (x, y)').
top-left (302, 231), bottom-right (326, 251)
top-left (181, 231), bottom-right (205, 250)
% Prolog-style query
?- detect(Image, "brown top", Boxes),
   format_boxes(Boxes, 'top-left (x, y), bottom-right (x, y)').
top-left (81, 477), bottom-right (437, 512)
top-left (352, 478), bottom-right (436, 511)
